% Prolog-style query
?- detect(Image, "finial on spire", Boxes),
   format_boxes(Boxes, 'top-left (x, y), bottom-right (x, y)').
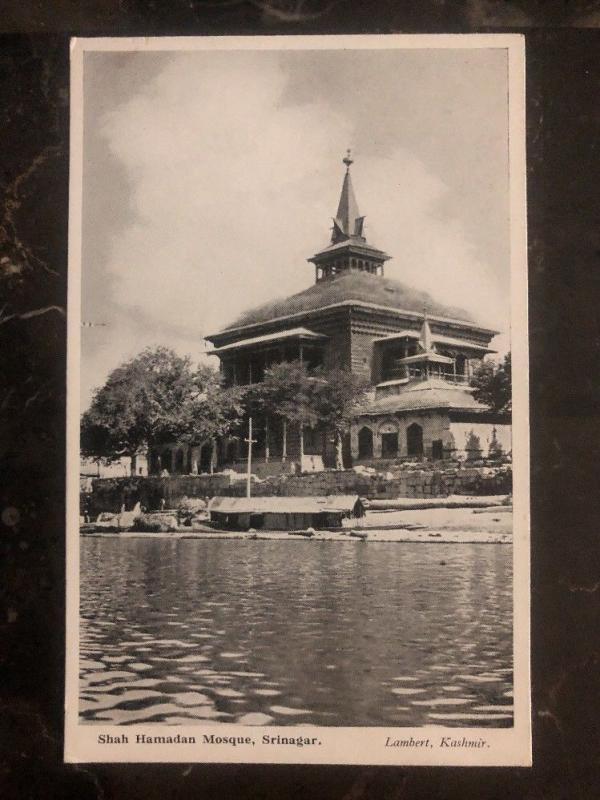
top-left (420, 305), bottom-right (433, 352)
top-left (343, 148), bottom-right (353, 171)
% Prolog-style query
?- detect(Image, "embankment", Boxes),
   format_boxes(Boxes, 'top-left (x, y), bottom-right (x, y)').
top-left (83, 463), bottom-right (511, 516)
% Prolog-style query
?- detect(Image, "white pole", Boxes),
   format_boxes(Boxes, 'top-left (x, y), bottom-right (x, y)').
top-left (246, 416), bottom-right (253, 499)
top-left (282, 418), bottom-right (287, 462)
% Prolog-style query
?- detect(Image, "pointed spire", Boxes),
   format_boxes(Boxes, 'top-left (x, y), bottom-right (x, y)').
top-left (332, 150), bottom-right (361, 242)
top-left (419, 306), bottom-right (434, 352)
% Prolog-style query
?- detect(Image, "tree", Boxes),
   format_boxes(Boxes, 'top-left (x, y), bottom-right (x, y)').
top-left (257, 361), bottom-right (370, 470)
top-left (256, 360), bottom-right (318, 463)
top-left (488, 426), bottom-right (504, 460)
top-left (310, 367), bottom-right (370, 469)
top-left (470, 352), bottom-right (512, 414)
top-left (179, 367), bottom-right (245, 472)
top-left (81, 347), bottom-right (196, 472)
top-left (465, 430), bottom-right (482, 462)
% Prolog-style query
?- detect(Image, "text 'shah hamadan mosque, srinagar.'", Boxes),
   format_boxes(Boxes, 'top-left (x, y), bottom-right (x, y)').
top-left (155, 153), bottom-right (511, 476)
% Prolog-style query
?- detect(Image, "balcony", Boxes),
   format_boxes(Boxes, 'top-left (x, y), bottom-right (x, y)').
top-left (380, 367), bottom-right (470, 385)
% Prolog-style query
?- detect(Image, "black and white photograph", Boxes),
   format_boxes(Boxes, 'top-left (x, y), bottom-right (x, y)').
top-left (65, 34), bottom-right (530, 765)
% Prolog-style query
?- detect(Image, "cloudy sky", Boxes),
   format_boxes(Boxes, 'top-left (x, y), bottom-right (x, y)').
top-left (80, 43), bottom-right (511, 408)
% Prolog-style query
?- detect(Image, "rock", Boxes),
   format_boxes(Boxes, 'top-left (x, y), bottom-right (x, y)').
top-left (117, 510), bottom-right (138, 530)
top-left (178, 496), bottom-right (207, 512)
top-left (131, 513), bottom-right (178, 532)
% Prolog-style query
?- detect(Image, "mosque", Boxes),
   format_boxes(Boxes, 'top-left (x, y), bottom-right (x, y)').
top-left (152, 153), bottom-right (511, 475)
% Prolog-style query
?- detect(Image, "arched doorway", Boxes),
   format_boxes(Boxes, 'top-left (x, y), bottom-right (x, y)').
top-left (407, 423), bottom-right (424, 457)
top-left (358, 426), bottom-right (374, 459)
top-left (379, 420), bottom-right (399, 459)
top-left (199, 442), bottom-right (212, 473)
top-left (175, 448), bottom-right (185, 474)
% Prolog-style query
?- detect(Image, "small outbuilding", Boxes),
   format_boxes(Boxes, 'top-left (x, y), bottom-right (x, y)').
top-left (208, 495), bottom-right (364, 531)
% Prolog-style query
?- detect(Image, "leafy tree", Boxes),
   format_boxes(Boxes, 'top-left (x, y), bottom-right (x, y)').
top-left (470, 352), bottom-right (512, 414)
top-left (309, 367), bottom-right (370, 469)
top-left (179, 368), bottom-right (245, 472)
top-left (257, 361), bottom-right (370, 470)
top-left (81, 347), bottom-right (196, 473)
top-left (256, 360), bottom-right (319, 462)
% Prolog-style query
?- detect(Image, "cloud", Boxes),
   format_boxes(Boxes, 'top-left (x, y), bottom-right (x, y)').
top-left (100, 53), bottom-right (352, 339)
top-left (356, 154), bottom-right (509, 332)
top-left (83, 51), bottom-right (509, 406)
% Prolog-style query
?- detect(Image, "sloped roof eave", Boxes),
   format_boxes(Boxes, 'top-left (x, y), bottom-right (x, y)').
top-left (207, 326), bottom-right (328, 355)
top-left (357, 401), bottom-right (487, 416)
top-left (206, 299), bottom-right (499, 344)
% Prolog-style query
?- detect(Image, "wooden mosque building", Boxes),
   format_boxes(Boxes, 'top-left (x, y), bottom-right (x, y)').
top-left (150, 153), bottom-right (511, 476)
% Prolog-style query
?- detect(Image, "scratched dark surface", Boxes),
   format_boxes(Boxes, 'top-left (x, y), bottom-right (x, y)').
top-left (1, 3), bottom-right (599, 799)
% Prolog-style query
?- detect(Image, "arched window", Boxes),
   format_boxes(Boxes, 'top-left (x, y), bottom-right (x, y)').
top-left (407, 423), bottom-right (424, 457)
top-left (358, 426), bottom-right (374, 459)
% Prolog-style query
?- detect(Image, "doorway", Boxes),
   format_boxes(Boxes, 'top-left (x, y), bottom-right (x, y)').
top-left (381, 432), bottom-right (399, 459)
top-left (358, 426), bottom-right (374, 459)
top-left (407, 423), bottom-right (424, 457)
top-left (431, 439), bottom-right (444, 460)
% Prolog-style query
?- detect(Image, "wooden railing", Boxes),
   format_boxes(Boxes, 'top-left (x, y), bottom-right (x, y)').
top-left (381, 368), bottom-right (470, 384)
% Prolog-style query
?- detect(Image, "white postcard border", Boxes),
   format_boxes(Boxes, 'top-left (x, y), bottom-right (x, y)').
top-left (65, 33), bottom-right (530, 766)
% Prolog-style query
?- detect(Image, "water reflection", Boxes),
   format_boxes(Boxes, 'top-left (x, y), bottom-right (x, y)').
top-left (80, 538), bottom-right (513, 727)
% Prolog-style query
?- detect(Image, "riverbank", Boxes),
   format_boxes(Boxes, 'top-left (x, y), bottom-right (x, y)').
top-left (83, 464), bottom-right (512, 519)
top-left (82, 506), bottom-right (512, 544)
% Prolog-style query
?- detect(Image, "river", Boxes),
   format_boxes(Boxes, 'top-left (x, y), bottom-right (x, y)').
top-left (80, 537), bottom-right (513, 727)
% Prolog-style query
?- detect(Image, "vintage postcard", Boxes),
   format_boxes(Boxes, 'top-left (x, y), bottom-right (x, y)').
top-left (65, 34), bottom-right (530, 765)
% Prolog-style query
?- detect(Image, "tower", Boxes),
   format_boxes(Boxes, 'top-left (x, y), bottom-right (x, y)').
top-left (308, 151), bottom-right (391, 283)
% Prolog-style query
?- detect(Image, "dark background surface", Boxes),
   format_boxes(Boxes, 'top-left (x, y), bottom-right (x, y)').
top-left (1, 2), bottom-right (599, 798)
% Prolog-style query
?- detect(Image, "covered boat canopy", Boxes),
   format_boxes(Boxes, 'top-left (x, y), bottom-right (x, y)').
top-left (208, 495), bottom-right (362, 515)
top-left (208, 495), bottom-right (364, 531)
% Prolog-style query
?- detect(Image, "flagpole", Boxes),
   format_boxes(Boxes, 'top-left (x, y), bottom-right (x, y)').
top-left (245, 416), bottom-right (254, 499)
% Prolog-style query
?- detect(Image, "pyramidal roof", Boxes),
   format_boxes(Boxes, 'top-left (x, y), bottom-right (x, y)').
top-left (218, 271), bottom-right (478, 332)
top-left (211, 153), bottom-right (488, 337)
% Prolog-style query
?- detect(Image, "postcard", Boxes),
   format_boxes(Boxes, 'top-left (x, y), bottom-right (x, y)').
top-left (65, 33), bottom-right (530, 765)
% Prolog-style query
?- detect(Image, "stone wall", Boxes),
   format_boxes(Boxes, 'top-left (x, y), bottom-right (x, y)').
top-left (88, 474), bottom-right (235, 516)
top-left (86, 464), bottom-right (512, 515)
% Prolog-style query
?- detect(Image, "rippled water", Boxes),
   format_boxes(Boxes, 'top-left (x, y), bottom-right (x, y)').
top-left (80, 538), bottom-right (513, 727)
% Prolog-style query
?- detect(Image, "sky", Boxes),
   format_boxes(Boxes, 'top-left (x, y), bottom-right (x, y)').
top-left (80, 44), bottom-right (511, 409)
